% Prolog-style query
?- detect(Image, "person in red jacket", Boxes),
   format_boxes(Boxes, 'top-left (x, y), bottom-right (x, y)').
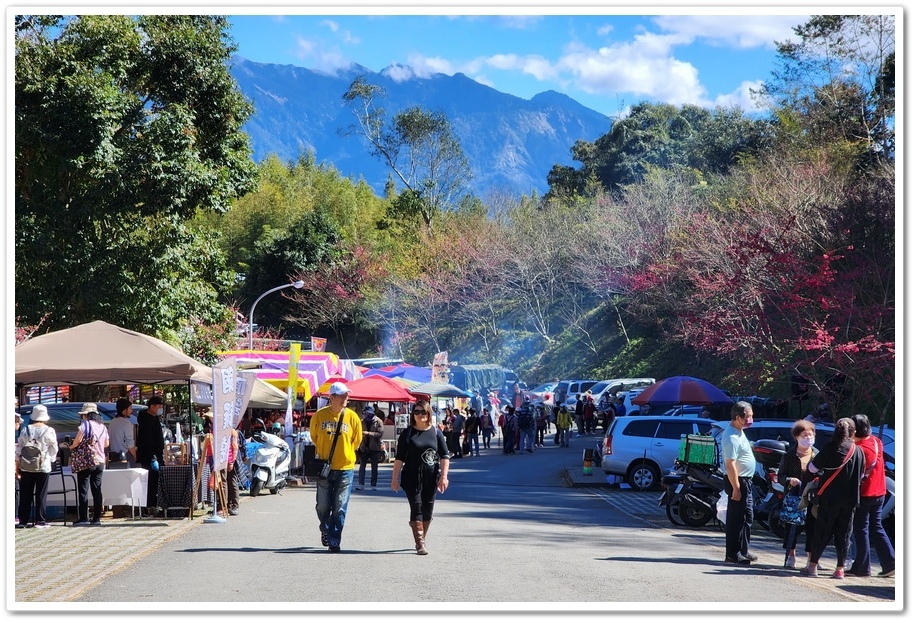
top-left (848, 414), bottom-right (895, 578)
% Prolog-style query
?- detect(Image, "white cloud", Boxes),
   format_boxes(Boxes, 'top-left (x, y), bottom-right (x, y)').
top-left (557, 35), bottom-right (707, 106)
top-left (652, 15), bottom-right (804, 49)
top-left (597, 24), bottom-right (614, 37)
top-left (320, 19), bottom-right (339, 33)
top-left (295, 36), bottom-right (350, 74)
top-left (484, 54), bottom-right (557, 81)
top-left (405, 53), bottom-right (456, 78)
top-left (712, 80), bottom-right (770, 111)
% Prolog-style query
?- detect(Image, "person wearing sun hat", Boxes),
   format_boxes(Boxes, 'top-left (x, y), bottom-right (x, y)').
top-left (16, 404), bottom-right (58, 528)
top-left (309, 381), bottom-right (362, 552)
top-left (71, 402), bottom-right (110, 525)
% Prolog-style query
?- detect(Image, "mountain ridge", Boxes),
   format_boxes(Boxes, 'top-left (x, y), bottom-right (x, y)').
top-left (230, 55), bottom-right (612, 197)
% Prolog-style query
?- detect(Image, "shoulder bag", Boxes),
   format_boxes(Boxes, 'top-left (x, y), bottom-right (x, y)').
top-left (305, 410), bottom-right (345, 480)
top-left (807, 442), bottom-right (856, 518)
top-left (70, 421), bottom-right (100, 473)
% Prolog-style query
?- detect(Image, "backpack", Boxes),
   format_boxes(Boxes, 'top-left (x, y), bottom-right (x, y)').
top-left (19, 426), bottom-right (45, 472)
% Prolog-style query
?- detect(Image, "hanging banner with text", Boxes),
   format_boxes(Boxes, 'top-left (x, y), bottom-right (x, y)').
top-left (310, 336), bottom-right (327, 352)
top-left (432, 351), bottom-right (450, 384)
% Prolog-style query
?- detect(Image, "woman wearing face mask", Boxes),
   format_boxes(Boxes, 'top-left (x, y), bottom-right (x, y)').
top-left (776, 419), bottom-right (819, 569)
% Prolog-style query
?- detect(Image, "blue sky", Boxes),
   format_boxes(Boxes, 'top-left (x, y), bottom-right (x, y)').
top-left (225, 9), bottom-right (813, 117)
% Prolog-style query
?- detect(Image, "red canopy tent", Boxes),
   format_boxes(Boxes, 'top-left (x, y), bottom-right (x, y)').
top-left (331, 376), bottom-right (416, 402)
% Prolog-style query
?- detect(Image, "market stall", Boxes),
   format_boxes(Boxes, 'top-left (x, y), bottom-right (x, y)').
top-left (15, 320), bottom-right (212, 519)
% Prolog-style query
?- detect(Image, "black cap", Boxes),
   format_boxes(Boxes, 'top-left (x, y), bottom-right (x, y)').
top-left (116, 398), bottom-right (133, 413)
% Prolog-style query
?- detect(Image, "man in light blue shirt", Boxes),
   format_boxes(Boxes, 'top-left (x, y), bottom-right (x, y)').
top-left (722, 400), bottom-right (757, 564)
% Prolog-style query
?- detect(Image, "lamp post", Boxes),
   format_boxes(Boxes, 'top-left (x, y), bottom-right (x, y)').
top-left (248, 280), bottom-right (305, 351)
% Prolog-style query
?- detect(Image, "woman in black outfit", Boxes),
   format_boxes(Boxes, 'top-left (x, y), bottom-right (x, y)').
top-left (776, 419), bottom-right (819, 569)
top-left (800, 417), bottom-right (865, 579)
top-left (391, 400), bottom-right (450, 555)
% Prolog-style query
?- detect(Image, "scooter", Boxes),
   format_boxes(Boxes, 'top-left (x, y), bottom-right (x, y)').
top-left (248, 428), bottom-right (291, 497)
top-left (659, 461), bottom-right (725, 528)
top-left (750, 439), bottom-right (789, 532)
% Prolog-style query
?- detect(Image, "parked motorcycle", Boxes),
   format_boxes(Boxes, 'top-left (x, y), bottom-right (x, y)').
top-left (750, 439), bottom-right (789, 533)
top-left (248, 428), bottom-right (291, 497)
top-left (659, 461), bottom-right (725, 528)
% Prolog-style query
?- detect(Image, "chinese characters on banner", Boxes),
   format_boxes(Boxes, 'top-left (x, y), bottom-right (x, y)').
top-left (310, 337), bottom-right (327, 352)
top-left (432, 351), bottom-right (450, 384)
top-left (211, 361), bottom-right (256, 471)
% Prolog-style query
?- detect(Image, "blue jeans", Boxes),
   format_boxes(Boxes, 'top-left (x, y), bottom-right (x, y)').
top-left (467, 433), bottom-right (480, 455)
top-left (520, 426), bottom-right (536, 451)
top-left (850, 496), bottom-right (894, 574)
top-left (315, 469), bottom-right (353, 547)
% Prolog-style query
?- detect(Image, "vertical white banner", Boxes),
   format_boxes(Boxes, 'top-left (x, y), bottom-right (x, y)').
top-left (233, 370), bottom-right (256, 428)
top-left (211, 360), bottom-right (237, 472)
top-left (432, 351), bottom-right (450, 384)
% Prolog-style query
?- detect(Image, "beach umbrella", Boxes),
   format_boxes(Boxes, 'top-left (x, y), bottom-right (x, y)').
top-left (631, 376), bottom-right (733, 407)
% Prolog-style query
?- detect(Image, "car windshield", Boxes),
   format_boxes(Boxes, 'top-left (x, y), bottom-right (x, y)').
top-left (590, 381), bottom-right (611, 395)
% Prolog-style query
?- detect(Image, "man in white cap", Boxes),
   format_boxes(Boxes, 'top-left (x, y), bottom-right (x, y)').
top-left (309, 382), bottom-right (362, 552)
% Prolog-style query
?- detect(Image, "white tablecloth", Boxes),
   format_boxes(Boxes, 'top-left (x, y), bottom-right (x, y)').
top-left (46, 467), bottom-right (148, 509)
top-left (101, 467), bottom-right (148, 506)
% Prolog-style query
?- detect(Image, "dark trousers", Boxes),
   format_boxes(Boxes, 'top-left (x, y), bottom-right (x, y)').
top-left (402, 472), bottom-right (438, 523)
top-left (807, 500), bottom-right (856, 566)
top-left (358, 451), bottom-right (383, 487)
top-left (77, 463), bottom-right (105, 522)
top-left (850, 497), bottom-right (894, 574)
top-left (724, 477), bottom-right (754, 559)
top-left (17, 471), bottom-right (50, 525)
top-left (140, 460), bottom-right (160, 509)
top-left (213, 468), bottom-right (239, 511)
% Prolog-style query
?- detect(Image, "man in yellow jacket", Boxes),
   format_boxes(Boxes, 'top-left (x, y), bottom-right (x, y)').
top-left (309, 382), bottom-right (363, 553)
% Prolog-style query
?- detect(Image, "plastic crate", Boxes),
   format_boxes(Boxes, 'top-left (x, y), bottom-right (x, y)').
top-left (678, 434), bottom-right (717, 466)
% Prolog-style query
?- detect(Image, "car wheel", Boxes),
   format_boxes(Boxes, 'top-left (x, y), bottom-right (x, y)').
top-left (627, 462), bottom-right (660, 491)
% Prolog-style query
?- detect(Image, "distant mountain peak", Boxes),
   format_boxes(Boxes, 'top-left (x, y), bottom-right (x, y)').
top-left (381, 63), bottom-right (418, 82)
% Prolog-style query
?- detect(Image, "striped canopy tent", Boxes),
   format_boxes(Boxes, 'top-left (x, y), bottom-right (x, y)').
top-left (218, 350), bottom-right (362, 402)
top-left (363, 364), bottom-right (433, 384)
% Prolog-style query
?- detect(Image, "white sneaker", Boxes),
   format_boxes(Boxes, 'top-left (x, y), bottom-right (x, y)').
top-left (34, 523), bottom-right (51, 530)
top-left (355, 485), bottom-right (363, 490)
top-left (370, 486), bottom-right (378, 491)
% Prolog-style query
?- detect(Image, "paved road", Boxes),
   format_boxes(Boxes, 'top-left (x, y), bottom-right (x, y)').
top-left (12, 432), bottom-right (897, 612)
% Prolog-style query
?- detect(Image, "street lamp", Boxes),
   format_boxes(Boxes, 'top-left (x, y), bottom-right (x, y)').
top-left (248, 280), bottom-right (305, 351)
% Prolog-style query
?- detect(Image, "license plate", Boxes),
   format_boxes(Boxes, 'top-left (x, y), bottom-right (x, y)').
top-left (675, 483), bottom-right (683, 494)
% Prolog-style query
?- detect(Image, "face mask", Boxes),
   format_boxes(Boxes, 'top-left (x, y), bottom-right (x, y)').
top-left (798, 437), bottom-right (815, 448)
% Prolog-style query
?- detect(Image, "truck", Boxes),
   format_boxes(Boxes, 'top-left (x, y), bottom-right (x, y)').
top-left (448, 364), bottom-right (523, 395)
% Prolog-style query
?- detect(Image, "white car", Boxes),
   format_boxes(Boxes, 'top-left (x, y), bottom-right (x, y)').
top-left (525, 382), bottom-right (558, 406)
top-left (600, 415), bottom-right (717, 490)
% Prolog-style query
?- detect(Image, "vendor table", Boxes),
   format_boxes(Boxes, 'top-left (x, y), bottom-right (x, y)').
top-left (102, 468), bottom-right (148, 519)
top-left (156, 464), bottom-right (196, 519)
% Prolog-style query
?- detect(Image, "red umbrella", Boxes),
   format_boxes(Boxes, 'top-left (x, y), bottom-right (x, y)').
top-left (631, 376), bottom-right (733, 406)
top-left (326, 375), bottom-right (416, 402)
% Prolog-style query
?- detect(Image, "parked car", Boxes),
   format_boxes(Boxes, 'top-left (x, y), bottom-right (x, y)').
top-left (599, 414), bottom-right (716, 490)
top-left (525, 382), bottom-right (558, 406)
top-left (16, 402), bottom-right (145, 445)
top-left (553, 379), bottom-right (600, 411)
top-left (588, 377), bottom-right (656, 425)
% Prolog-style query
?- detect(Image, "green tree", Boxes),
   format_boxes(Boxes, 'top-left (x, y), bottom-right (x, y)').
top-left (342, 75), bottom-right (473, 229)
top-left (759, 14), bottom-right (895, 166)
top-left (15, 15), bottom-right (257, 338)
top-left (547, 103), bottom-right (767, 198)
